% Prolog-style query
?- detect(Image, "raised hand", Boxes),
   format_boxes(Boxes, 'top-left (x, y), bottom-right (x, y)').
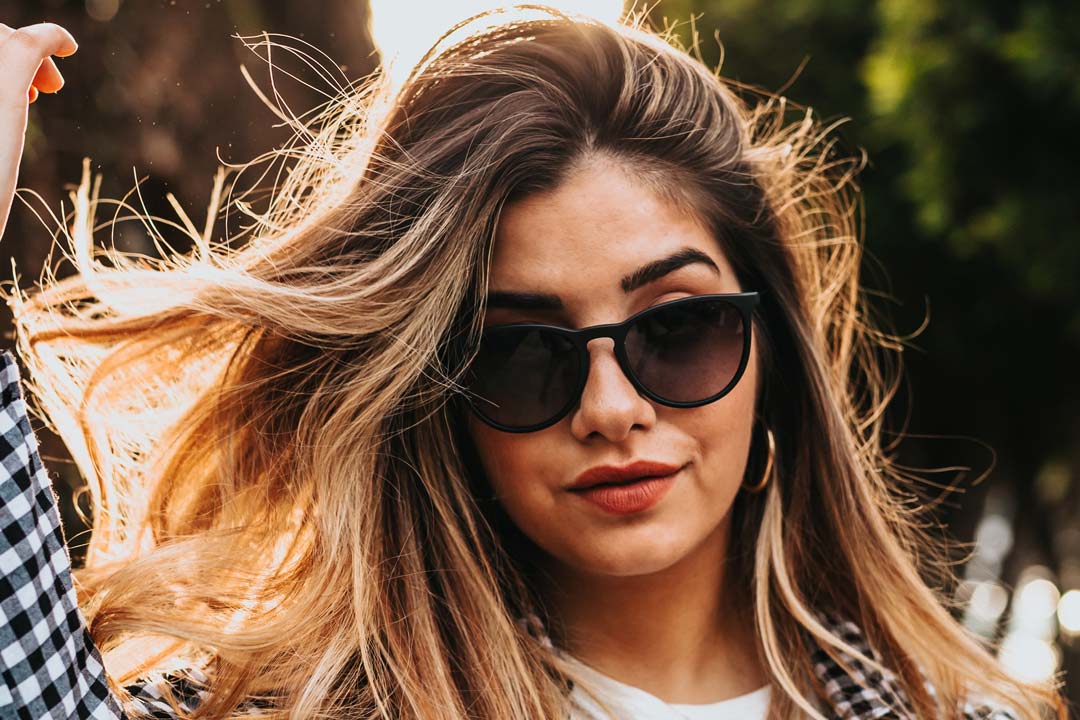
top-left (0, 22), bottom-right (78, 241)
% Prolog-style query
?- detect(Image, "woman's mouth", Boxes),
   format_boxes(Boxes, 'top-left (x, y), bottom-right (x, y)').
top-left (569, 466), bottom-right (682, 515)
top-left (569, 460), bottom-right (684, 491)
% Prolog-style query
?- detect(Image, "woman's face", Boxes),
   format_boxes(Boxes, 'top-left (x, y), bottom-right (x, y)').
top-left (467, 156), bottom-right (760, 579)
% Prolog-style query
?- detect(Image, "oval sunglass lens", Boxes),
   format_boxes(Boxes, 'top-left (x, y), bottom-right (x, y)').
top-left (468, 327), bottom-right (579, 428)
top-left (626, 297), bottom-right (745, 404)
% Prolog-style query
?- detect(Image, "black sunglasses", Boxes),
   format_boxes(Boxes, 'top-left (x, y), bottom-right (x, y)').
top-left (463, 292), bottom-right (760, 433)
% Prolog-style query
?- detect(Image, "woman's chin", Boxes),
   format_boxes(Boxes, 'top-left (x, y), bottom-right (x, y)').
top-left (550, 535), bottom-right (692, 579)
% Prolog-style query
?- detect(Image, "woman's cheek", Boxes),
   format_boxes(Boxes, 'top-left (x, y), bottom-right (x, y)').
top-left (467, 421), bottom-right (567, 539)
top-left (467, 418), bottom-right (545, 500)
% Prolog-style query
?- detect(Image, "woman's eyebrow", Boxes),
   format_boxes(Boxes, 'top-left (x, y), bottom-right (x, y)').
top-left (485, 247), bottom-right (720, 310)
top-left (620, 247), bottom-right (720, 293)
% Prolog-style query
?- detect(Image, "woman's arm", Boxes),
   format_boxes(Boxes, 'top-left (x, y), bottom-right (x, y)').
top-left (0, 21), bottom-right (77, 239)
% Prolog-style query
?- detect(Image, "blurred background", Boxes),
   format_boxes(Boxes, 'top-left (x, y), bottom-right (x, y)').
top-left (3, 0), bottom-right (1078, 714)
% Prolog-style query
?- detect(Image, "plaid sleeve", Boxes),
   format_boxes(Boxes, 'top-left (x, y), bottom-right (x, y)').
top-left (812, 611), bottom-right (1024, 720)
top-left (0, 350), bottom-right (128, 719)
top-left (811, 612), bottom-right (915, 718)
top-left (961, 696), bottom-right (1021, 720)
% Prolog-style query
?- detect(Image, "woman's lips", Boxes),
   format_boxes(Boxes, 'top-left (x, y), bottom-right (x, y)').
top-left (570, 460), bottom-right (684, 490)
top-left (567, 460), bottom-right (686, 514)
top-left (569, 467), bottom-right (681, 514)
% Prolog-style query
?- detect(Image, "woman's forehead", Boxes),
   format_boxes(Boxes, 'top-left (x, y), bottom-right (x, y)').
top-left (489, 159), bottom-right (735, 294)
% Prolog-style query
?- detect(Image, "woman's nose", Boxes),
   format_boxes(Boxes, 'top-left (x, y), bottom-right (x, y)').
top-left (569, 338), bottom-right (656, 442)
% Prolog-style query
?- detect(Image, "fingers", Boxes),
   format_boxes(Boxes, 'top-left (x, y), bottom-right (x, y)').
top-left (0, 22), bottom-right (78, 103)
top-left (0, 21), bottom-right (77, 241)
top-left (32, 57), bottom-right (65, 94)
top-left (0, 22), bottom-right (78, 59)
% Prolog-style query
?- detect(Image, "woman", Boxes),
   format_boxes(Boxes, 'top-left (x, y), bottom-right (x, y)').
top-left (0, 6), bottom-right (1068, 719)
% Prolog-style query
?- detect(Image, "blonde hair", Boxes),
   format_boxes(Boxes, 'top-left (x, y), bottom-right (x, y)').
top-left (2, 5), bottom-right (1066, 719)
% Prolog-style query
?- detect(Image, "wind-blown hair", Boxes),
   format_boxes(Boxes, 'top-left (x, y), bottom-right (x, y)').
top-left (2, 5), bottom-right (1066, 719)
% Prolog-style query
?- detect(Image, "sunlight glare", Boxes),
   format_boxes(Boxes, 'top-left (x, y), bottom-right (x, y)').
top-left (998, 633), bottom-right (1060, 684)
top-left (369, 0), bottom-right (627, 88)
top-left (1058, 589), bottom-right (1080, 638)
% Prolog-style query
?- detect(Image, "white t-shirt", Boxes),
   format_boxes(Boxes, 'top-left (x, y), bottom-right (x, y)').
top-left (564, 654), bottom-right (771, 720)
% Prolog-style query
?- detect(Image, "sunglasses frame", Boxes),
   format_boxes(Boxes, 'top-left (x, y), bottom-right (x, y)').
top-left (466, 291), bottom-right (761, 433)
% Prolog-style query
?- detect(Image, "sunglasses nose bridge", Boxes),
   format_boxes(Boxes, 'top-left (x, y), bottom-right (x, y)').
top-left (579, 323), bottom-right (631, 371)
top-left (582, 334), bottom-right (615, 351)
top-left (579, 333), bottom-right (639, 394)
top-left (580, 313), bottom-right (641, 376)
top-left (580, 335), bottom-right (615, 371)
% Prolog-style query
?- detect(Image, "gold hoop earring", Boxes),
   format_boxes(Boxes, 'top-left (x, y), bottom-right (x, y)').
top-left (742, 425), bottom-right (775, 494)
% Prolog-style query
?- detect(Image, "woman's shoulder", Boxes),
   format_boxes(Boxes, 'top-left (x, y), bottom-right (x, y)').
top-left (811, 610), bottom-right (1021, 719)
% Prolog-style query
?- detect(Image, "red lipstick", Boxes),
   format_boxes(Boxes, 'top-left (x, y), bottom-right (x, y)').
top-left (569, 461), bottom-right (683, 515)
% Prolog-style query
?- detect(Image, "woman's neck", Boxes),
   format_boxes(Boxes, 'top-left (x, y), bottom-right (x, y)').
top-left (537, 515), bottom-right (767, 705)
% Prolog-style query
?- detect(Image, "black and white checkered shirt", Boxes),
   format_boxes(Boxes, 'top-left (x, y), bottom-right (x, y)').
top-left (0, 350), bottom-right (1021, 719)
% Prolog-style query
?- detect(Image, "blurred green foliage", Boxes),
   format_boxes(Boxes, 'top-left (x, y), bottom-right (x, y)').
top-left (655, 0), bottom-right (1080, 327)
top-left (865, 1), bottom-right (1079, 312)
